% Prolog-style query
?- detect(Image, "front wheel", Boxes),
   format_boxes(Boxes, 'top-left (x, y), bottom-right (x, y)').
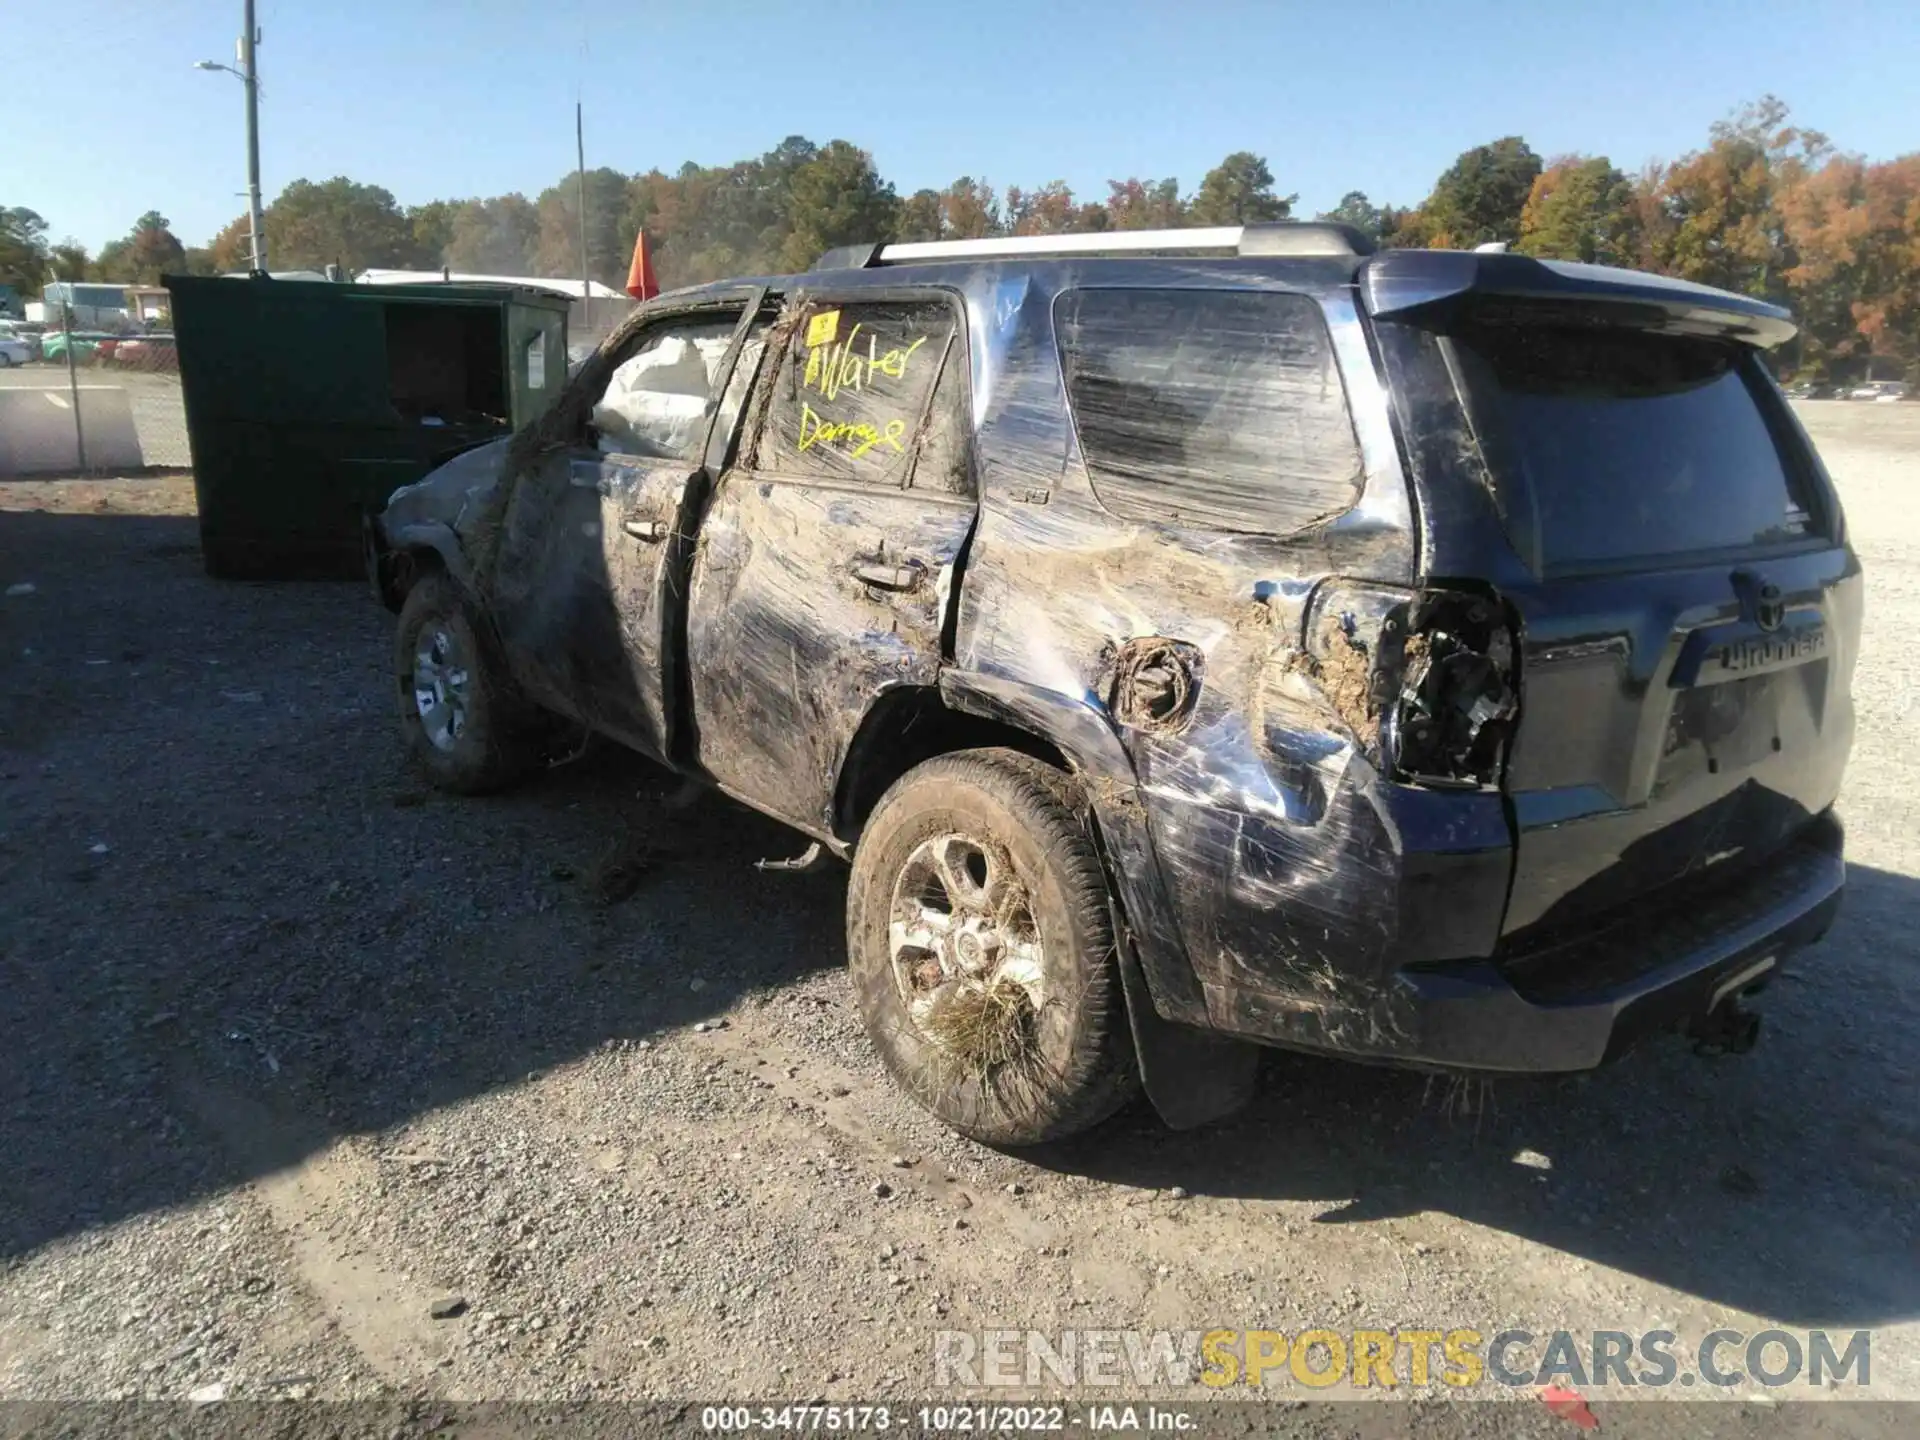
top-left (846, 748), bottom-right (1139, 1145)
top-left (393, 572), bottom-right (539, 794)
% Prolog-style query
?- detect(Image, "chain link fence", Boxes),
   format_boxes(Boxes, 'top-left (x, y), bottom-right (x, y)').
top-left (0, 329), bottom-right (192, 475)
top-left (0, 285), bottom-right (638, 479)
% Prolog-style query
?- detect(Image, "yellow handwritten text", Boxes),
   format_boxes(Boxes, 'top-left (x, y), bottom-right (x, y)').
top-left (796, 400), bottom-right (907, 460)
top-left (802, 324), bottom-right (930, 401)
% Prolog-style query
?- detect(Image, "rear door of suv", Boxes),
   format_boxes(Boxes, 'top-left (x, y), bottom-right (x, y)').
top-left (1367, 259), bottom-right (1860, 958)
top-left (685, 291), bottom-right (977, 835)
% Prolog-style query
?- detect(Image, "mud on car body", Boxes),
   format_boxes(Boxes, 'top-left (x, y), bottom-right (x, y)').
top-left (368, 223), bottom-right (1858, 1143)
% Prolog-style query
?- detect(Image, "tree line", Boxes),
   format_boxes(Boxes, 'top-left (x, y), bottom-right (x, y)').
top-left (2, 97), bottom-right (1914, 381)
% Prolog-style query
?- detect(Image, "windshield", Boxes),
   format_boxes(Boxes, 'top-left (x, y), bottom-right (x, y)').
top-left (1450, 320), bottom-right (1818, 573)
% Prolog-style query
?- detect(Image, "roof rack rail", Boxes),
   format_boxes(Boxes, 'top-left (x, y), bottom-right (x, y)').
top-left (811, 221), bottom-right (1376, 271)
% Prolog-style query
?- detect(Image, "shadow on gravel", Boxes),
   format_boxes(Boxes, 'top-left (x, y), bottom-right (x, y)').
top-left (2, 508), bottom-right (1915, 1342)
top-left (0, 509), bottom-right (844, 1267)
top-left (1033, 860), bottom-right (1920, 1329)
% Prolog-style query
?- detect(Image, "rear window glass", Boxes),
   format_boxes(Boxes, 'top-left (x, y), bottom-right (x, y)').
top-left (1055, 289), bottom-right (1363, 534)
top-left (1450, 322), bottom-right (1816, 572)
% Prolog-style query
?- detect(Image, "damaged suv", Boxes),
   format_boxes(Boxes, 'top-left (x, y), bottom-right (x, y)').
top-left (367, 223), bottom-right (1857, 1144)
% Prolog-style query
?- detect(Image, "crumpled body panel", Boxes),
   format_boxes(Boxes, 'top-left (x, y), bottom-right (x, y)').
top-left (941, 264), bottom-right (1492, 1040)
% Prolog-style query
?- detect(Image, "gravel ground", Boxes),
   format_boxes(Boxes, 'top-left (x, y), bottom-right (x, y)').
top-left (1, 404), bottom-right (1916, 1434)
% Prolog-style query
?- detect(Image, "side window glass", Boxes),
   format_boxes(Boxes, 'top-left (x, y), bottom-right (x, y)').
top-left (756, 300), bottom-right (958, 487)
top-left (590, 317), bottom-right (738, 461)
top-left (1055, 289), bottom-right (1363, 534)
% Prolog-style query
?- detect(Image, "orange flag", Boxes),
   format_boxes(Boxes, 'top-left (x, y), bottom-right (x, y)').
top-left (625, 229), bottom-right (659, 301)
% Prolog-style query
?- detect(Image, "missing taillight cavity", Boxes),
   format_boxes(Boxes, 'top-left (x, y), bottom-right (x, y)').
top-left (1297, 583), bottom-right (1518, 786)
top-left (1382, 591), bottom-right (1517, 786)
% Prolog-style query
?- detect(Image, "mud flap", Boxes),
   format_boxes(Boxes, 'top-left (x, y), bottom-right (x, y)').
top-left (1116, 942), bottom-right (1262, 1130)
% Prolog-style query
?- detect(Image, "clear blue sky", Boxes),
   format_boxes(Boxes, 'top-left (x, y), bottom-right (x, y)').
top-left (12, 0), bottom-right (1919, 253)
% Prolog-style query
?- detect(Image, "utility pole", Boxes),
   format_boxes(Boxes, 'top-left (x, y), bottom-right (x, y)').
top-left (576, 102), bottom-right (591, 335)
top-left (242, 0), bottom-right (265, 273)
top-left (196, 1), bottom-right (266, 273)
top-left (61, 300), bottom-right (86, 472)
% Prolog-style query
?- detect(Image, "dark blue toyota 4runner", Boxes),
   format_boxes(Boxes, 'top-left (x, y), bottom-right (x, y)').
top-left (367, 222), bottom-right (1858, 1144)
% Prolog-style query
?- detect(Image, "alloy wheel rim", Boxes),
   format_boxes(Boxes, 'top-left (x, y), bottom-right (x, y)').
top-left (411, 624), bottom-right (471, 752)
top-left (888, 832), bottom-right (1048, 1052)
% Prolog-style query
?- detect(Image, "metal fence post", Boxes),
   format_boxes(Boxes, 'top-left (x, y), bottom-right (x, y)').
top-left (62, 301), bottom-right (87, 472)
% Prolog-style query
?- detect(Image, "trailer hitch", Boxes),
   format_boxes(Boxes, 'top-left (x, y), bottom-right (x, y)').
top-left (1689, 1000), bottom-right (1762, 1057)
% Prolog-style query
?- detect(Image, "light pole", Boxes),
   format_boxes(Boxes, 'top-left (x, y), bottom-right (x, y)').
top-left (196, 0), bottom-right (265, 274)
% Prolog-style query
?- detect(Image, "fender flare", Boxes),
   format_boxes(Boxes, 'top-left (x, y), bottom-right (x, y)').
top-left (370, 519), bottom-right (476, 610)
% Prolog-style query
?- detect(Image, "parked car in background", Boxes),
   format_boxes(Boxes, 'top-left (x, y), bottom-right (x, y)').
top-left (1846, 380), bottom-right (1908, 403)
top-left (368, 225), bottom-right (1858, 1145)
top-left (0, 319), bottom-right (42, 360)
top-left (1784, 381), bottom-right (1837, 400)
top-left (108, 335), bottom-right (179, 373)
top-left (0, 335), bottom-right (33, 368)
top-left (1850, 380), bottom-right (1912, 403)
top-left (39, 331), bottom-right (107, 365)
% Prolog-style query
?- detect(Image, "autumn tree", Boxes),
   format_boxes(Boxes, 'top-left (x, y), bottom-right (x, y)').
top-left (73, 115), bottom-right (1909, 386)
top-left (1104, 178), bottom-right (1185, 230)
top-left (626, 163), bottom-right (768, 287)
top-left (1644, 95), bottom-right (1826, 301)
top-left (1006, 182), bottom-right (1101, 235)
top-left (624, 137), bottom-right (835, 286)
top-left (1189, 152), bottom-right (1293, 225)
top-left (1516, 156), bottom-right (1642, 266)
top-left (1779, 153), bottom-right (1920, 382)
top-left (940, 177), bottom-right (1000, 239)
top-left (208, 215), bottom-right (253, 272)
top-left (1848, 157), bottom-right (1920, 383)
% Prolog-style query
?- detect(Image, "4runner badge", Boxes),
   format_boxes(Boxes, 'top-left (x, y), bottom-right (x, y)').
top-left (1715, 625), bottom-right (1827, 674)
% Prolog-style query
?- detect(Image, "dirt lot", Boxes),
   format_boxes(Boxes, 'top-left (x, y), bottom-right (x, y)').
top-left (1, 404), bottom-right (1916, 1431)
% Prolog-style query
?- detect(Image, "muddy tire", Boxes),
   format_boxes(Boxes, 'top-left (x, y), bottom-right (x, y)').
top-left (393, 572), bottom-right (538, 794)
top-left (846, 748), bottom-right (1139, 1145)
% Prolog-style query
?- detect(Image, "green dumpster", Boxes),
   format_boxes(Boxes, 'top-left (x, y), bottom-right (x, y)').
top-left (164, 275), bottom-right (568, 579)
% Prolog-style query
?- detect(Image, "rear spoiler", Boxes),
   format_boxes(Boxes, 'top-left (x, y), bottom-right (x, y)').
top-left (1360, 249), bottom-right (1797, 349)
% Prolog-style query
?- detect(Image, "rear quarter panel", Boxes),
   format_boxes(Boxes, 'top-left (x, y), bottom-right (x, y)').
top-left (946, 262), bottom-right (1438, 1032)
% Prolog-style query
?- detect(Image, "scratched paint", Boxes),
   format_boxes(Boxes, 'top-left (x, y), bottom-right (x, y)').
top-left (372, 247), bottom-right (1855, 1086)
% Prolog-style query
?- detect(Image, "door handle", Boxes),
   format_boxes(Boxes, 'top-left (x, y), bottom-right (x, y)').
top-left (852, 562), bottom-right (925, 593)
top-left (622, 518), bottom-right (668, 542)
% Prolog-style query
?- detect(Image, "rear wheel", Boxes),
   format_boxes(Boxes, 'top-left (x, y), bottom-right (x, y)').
top-left (394, 572), bottom-right (538, 794)
top-left (846, 748), bottom-right (1138, 1145)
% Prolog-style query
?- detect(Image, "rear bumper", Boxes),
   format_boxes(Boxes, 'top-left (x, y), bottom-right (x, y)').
top-left (1201, 823), bottom-right (1845, 1073)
